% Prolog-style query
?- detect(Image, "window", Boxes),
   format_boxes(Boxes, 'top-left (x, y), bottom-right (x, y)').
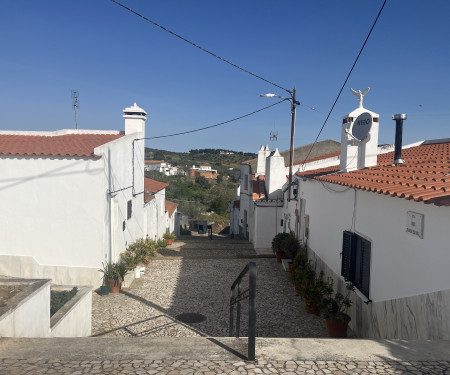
top-left (127, 200), bottom-right (132, 220)
top-left (341, 231), bottom-right (371, 298)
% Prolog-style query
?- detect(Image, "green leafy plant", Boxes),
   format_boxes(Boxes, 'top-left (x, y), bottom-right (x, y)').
top-left (281, 231), bottom-right (301, 259)
top-left (163, 232), bottom-right (176, 240)
top-left (271, 232), bottom-right (290, 255)
top-left (99, 261), bottom-right (127, 284)
top-left (50, 287), bottom-right (78, 317)
top-left (321, 280), bottom-right (355, 322)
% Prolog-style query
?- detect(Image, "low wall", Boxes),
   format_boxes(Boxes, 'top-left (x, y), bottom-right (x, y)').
top-left (0, 278), bottom-right (93, 338)
top-left (0, 279), bottom-right (51, 337)
top-left (50, 286), bottom-right (92, 337)
top-left (308, 247), bottom-right (450, 340)
top-left (0, 255), bottom-right (102, 288)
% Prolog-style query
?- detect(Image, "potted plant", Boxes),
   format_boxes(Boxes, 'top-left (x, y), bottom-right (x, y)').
top-left (289, 249), bottom-right (308, 295)
top-left (321, 281), bottom-right (355, 338)
top-left (99, 282), bottom-right (110, 296)
top-left (281, 231), bottom-right (301, 270)
top-left (303, 271), bottom-right (328, 315)
top-left (271, 232), bottom-right (290, 262)
top-left (163, 232), bottom-right (176, 245)
top-left (99, 261), bottom-right (127, 293)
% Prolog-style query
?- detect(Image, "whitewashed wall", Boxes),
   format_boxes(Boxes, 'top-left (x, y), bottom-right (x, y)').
top-left (253, 202), bottom-right (284, 251)
top-left (295, 175), bottom-right (450, 339)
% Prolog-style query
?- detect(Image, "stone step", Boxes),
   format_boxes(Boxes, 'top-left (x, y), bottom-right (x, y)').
top-left (1, 337), bottom-right (449, 362)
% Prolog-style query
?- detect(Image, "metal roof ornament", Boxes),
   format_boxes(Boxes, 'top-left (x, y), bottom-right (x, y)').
top-left (350, 87), bottom-right (370, 108)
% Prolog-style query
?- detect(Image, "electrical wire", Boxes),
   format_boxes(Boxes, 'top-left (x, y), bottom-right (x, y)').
top-left (147, 99), bottom-right (286, 139)
top-left (299, 0), bottom-right (388, 168)
top-left (110, 0), bottom-right (290, 93)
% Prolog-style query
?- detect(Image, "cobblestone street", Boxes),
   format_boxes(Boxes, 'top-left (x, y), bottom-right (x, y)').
top-left (1, 358), bottom-right (449, 375)
top-left (2, 235), bottom-right (449, 374)
top-left (91, 235), bottom-right (329, 338)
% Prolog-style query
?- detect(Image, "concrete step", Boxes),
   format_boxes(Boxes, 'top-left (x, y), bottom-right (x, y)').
top-left (1, 337), bottom-right (449, 362)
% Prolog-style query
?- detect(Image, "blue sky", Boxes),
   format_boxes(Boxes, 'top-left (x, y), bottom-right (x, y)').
top-left (1, 1), bottom-right (449, 153)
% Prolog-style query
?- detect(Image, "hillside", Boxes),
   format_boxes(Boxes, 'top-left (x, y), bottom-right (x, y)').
top-left (145, 148), bottom-right (256, 178)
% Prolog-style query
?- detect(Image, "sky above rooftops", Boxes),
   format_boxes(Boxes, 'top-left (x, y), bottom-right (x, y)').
top-left (1, 1), bottom-right (449, 152)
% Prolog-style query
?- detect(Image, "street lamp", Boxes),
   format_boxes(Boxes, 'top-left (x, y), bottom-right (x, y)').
top-left (260, 88), bottom-right (300, 201)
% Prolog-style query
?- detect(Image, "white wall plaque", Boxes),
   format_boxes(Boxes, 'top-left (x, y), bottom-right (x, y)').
top-left (406, 211), bottom-right (424, 239)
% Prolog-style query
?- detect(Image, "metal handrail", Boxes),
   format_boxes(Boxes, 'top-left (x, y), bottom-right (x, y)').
top-left (229, 261), bottom-right (256, 361)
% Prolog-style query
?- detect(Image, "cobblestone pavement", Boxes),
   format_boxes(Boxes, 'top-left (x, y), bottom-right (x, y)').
top-left (1, 358), bottom-right (449, 374)
top-left (92, 235), bottom-right (329, 338)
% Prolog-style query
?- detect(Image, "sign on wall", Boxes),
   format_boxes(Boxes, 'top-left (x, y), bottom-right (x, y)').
top-left (406, 211), bottom-right (424, 239)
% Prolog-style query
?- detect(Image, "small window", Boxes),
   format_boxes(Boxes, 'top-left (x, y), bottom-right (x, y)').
top-left (127, 200), bottom-right (132, 220)
top-left (341, 231), bottom-right (371, 298)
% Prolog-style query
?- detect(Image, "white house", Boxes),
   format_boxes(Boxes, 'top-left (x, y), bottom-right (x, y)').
top-left (143, 177), bottom-right (170, 240)
top-left (145, 160), bottom-right (179, 176)
top-left (0, 103), bottom-right (156, 287)
top-left (232, 92), bottom-right (450, 340)
top-left (289, 96), bottom-right (450, 340)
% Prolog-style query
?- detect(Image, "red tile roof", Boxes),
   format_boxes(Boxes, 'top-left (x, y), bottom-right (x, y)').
top-left (145, 160), bottom-right (165, 164)
top-left (0, 133), bottom-right (124, 158)
top-left (144, 192), bottom-right (155, 204)
top-left (165, 200), bottom-right (178, 218)
top-left (144, 177), bottom-right (169, 193)
top-left (252, 175), bottom-right (266, 200)
top-left (297, 142), bottom-right (450, 206)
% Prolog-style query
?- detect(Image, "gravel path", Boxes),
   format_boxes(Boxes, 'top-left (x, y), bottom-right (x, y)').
top-left (92, 235), bottom-right (329, 338)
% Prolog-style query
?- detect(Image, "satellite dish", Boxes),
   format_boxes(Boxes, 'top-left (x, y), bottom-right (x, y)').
top-left (351, 112), bottom-right (372, 141)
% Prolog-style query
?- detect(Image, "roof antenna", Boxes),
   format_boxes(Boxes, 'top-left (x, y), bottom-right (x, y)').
top-left (71, 90), bottom-right (79, 129)
top-left (270, 121), bottom-right (278, 150)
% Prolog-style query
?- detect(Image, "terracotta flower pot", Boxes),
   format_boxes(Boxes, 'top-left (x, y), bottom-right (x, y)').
top-left (108, 279), bottom-right (121, 293)
top-left (304, 298), bottom-right (320, 315)
top-left (326, 316), bottom-right (351, 338)
top-left (276, 252), bottom-right (284, 263)
top-left (167, 239), bottom-right (173, 245)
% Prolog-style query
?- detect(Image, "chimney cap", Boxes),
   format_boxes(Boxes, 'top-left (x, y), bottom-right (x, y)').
top-left (392, 114), bottom-right (407, 120)
top-left (123, 102), bottom-right (147, 116)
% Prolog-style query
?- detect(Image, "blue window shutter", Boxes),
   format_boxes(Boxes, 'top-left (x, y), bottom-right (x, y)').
top-left (360, 237), bottom-right (371, 298)
top-left (341, 231), bottom-right (353, 281)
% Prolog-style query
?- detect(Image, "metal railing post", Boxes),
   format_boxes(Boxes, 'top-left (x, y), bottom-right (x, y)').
top-left (236, 280), bottom-right (241, 337)
top-left (248, 262), bottom-right (257, 361)
top-left (229, 261), bottom-right (257, 361)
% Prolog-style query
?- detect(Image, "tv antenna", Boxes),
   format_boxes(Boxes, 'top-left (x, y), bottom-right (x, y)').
top-left (269, 121), bottom-right (278, 150)
top-left (71, 90), bottom-right (79, 129)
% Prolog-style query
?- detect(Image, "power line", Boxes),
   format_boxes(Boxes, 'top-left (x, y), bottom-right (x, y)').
top-left (110, 0), bottom-right (290, 93)
top-left (148, 100), bottom-right (285, 140)
top-left (299, 0), bottom-right (388, 168)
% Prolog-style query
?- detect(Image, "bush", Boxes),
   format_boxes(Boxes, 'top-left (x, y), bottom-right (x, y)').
top-left (122, 237), bottom-right (159, 267)
top-left (271, 232), bottom-right (290, 254)
top-left (282, 231), bottom-right (301, 259)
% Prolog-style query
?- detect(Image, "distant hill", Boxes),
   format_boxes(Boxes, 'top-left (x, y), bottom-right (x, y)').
top-left (145, 148), bottom-right (257, 178)
top-left (245, 140), bottom-right (340, 171)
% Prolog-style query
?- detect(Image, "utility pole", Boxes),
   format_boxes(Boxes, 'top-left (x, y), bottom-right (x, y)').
top-left (288, 88), bottom-right (297, 201)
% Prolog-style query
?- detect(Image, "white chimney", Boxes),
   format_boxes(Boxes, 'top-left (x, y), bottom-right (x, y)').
top-left (265, 148), bottom-right (286, 199)
top-left (123, 103), bottom-right (147, 135)
top-left (340, 88), bottom-right (379, 172)
top-left (256, 145), bottom-right (266, 176)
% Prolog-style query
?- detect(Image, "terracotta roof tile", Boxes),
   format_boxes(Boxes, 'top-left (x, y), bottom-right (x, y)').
top-left (144, 177), bottom-right (169, 193)
top-left (0, 134), bottom-right (124, 158)
top-left (145, 160), bottom-right (165, 164)
top-left (252, 175), bottom-right (266, 200)
top-left (298, 142), bottom-right (450, 206)
top-left (165, 200), bottom-right (178, 218)
top-left (144, 192), bottom-right (155, 204)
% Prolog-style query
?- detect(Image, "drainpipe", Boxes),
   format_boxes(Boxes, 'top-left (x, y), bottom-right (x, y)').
top-left (392, 114), bottom-right (406, 165)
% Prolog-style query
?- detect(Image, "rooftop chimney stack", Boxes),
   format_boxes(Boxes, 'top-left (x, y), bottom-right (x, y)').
top-left (392, 114), bottom-right (406, 165)
top-left (123, 103), bottom-right (147, 135)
